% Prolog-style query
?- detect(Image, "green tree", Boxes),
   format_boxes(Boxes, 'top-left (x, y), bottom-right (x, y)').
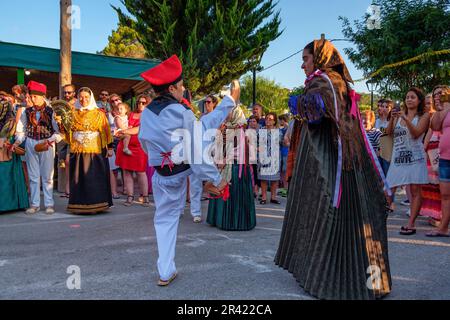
top-left (340, 0), bottom-right (450, 97)
top-left (101, 24), bottom-right (148, 59)
top-left (290, 85), bottom-right (305, 96)
top-left (113, 0), bottom-right (282, 96)
top-left (240, 75), bottom-right (290, 115)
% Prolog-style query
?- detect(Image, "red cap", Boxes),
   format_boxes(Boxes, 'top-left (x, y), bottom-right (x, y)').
top-left (141, 55), bottom-right (183, 86)
top-left (27, 81), bottom-right (47, 96)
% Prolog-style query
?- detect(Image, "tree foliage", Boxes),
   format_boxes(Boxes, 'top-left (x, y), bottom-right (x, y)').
top-left (101, 24), bottom-right (148, 59)
top-left (340, 0), bottom-right (450, 97)
top-left (240, 75), bottom-right (290, 115)
top-left (113, 0), bottom-right (282, 96)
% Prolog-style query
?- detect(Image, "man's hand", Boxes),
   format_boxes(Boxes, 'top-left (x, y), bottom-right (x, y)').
top-left (204, 179), bottom-right (228, 196)
top-left (216, 179), bottom-right (228, 193)
top-left (204, 181), bottom-right (221, 196)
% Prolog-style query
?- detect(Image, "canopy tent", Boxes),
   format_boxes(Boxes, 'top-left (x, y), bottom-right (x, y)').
top-left (0, 41), bottom-right (158, 98)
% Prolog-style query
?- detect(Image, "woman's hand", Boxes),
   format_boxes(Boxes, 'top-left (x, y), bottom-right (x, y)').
top-left (114, 129), bottom-right (124, 137)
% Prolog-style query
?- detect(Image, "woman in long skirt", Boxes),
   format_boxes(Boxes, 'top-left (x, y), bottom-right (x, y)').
top-left (66, 88), bottom-right (113, 214)
top-left (0, 100), bottom-right (29, 212)
top-left (275, 39), bottom-right (391, 300)
top-left (207, 106), bottom-right (256, 231)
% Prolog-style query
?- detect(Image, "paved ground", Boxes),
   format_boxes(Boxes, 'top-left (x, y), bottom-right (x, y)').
top-left (0, 189), bottom-right (449, 300)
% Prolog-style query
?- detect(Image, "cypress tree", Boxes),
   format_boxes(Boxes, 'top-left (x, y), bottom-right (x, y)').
top-left (113, 0), bottom-right (282, 95)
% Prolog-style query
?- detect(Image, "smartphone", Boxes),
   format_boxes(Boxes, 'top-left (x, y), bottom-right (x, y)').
top-left (393, 102), bottom-right (401, 112)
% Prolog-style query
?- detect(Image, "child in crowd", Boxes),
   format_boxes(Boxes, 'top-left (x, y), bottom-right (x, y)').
top-left (114, 103), bottom-right (133, 156)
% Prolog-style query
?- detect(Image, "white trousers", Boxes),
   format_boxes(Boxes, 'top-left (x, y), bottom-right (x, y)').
top-left (25, 139), bottom-right (55, 208)
top-left (152, 171), bottom-right (189, 281)
top-left (189, 174), bottom-right (203, 218)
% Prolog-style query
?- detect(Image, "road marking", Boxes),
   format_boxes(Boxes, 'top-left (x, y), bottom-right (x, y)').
top-left (387, 225), bottom-right (433, 231)
top-left (226, 254), bottom-right (274, 273)
top-left (389, 238), bottom-right (450, 248)
top-left (256, 227), bottom-right (282, 232)
top-left (0, 260), bottom-right (9, 267)
top-left (256, 207), bottom-right (285, 213)
top-left (272, 293), bottom-right (315, 300)
top-left (256, 214), bottom-right (284, 220)
top-left (392, 276), bottom-right (430, 283)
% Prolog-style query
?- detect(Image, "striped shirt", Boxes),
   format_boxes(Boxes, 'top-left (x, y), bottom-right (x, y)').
top-left (366, 128), bottom-right (382, 153)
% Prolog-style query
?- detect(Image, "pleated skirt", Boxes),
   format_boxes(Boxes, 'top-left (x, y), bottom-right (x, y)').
top-left (207, 164), bottom-right (256, 231)
top-left (275, 120), bottom-right (392, 300)
top-left (0, 153), bottom-right (29, 212)
top-left (68, 153), bottom-right (113, 214)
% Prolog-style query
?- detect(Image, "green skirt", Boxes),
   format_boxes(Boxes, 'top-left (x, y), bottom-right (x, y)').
top-left (207, 164), bottom-right (256, 231)
top-left (0, 153), bottom-right (29, 212)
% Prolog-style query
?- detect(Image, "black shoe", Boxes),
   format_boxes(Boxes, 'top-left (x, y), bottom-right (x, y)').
top-left (270, 199), bottom-right (281, 205)
top-left (259, 200), bottom-right (267, 205)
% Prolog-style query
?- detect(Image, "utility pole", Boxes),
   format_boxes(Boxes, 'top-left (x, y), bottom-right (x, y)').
top-left (60, 0), bottom-right (72, 98)
top-left (58, 0), bottom-right (72, 193)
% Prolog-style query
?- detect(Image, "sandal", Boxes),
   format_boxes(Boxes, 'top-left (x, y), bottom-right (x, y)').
top-left (270, 199), bottom-right (281, 205)
top-left (60, 193), bottom-right (70, 198)
top-left (142, 196), bottom-right (150, 207)
top-left (123, 195), bottom-right (134, 207)
top-left (426, 231), bottom-right (450, 238)
top-left (157, 272), bottom-right (178, 287)
top-left (112, 194), bottom-right (121, 200)
top-left (400, 226), bottom-right (416, 236)
top-left (260, 200), bottom-right (267, 205)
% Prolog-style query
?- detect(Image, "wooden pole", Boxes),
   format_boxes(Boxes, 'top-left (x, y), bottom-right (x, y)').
top-left (58, 0), bottom-right (72, 192)
top-left (60, 0), bottom-right (72, 99)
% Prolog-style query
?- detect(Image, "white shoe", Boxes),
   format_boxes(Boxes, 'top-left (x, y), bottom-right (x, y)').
top-left (45, 207), bottom-right (55, 215)
top-left (25, 207), bottom-right (40, 215)
top-left (193, 216), bottom-right (202, 223)
top-left (406, 209), bottom-right (411, 217)
top-left (123, 148), bottom-right (133, 156)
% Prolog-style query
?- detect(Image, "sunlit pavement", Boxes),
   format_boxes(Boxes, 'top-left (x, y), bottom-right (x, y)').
top-left (0, 189), bottom-right (449, 300)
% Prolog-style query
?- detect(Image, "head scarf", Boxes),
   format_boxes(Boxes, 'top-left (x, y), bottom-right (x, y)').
top-left (75, 88), bottom-right (98, 111)
top-left (313, 39), bottom-right (353, 84)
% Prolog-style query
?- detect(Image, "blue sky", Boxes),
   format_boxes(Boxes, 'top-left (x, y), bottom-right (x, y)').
top-left (0, 0), bottom-right (374, 93)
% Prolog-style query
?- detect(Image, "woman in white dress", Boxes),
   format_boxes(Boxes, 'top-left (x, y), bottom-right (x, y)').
top-left (386, 87), bottom-right (430, 235)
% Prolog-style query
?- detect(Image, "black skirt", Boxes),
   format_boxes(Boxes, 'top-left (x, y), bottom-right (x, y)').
top-left (68, 153), bottom-right (113, 214)
top-left (275, 119), bottom-right (392, 300)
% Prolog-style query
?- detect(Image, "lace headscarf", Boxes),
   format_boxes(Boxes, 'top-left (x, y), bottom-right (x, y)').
top-left (75, 88), bottom-right (98, 111)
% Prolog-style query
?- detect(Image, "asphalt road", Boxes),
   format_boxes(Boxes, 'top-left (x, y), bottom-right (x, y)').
top-left (0, 190), bottom-right (449, 300)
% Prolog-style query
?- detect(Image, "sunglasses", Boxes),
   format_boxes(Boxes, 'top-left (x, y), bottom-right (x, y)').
top-left (100, 93), bottom-right (109, 96)
top-left (138, 101), bottom-right (147, 105)
top-left (205, 100), bottom-right (213, 104)
top-left (64, 91), bottom-right (74, 95)
top-left (111, 99), bottom-right (120, 103)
